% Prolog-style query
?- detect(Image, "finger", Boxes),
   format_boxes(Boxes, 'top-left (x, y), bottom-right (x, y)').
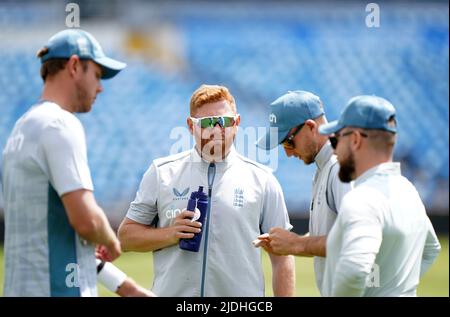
top-left (178, 225), bottom-right (202, 234)
top-left (252, 238), bottom-right (264, 247)
top-left (175, 232), bottom-right (195, 239)
top-left (177, 210), bottom-right (196, 219)
top-left (257, 233), bottom-right (270, 240)
top-left (260, 244), bottom-right (273, 253)
top-left (174, 219), bottom-right (202, 228)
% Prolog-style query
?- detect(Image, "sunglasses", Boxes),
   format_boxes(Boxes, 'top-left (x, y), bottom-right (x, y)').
top-left (281, 124), bottom-right (304, 148)
top-left (329, 130), bottom-right (368, 149)
top-left (190, 115), bottom-right (238, 129)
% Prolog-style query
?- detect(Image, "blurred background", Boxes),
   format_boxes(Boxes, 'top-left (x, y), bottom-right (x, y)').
top-left (0, 0), bottom-right (448, 296)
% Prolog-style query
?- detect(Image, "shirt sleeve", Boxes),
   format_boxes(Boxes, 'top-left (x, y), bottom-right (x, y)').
top-left (331, 190), bottom-right (384, 297)
top-left (40, 117), bottom-right (93, 196)
top-left (420, 217), bottom-right (441, 277)
top-left (327, 163), bottom-right (353, 213)
top-left (260, 172), bottom-right (293, 234)
top-left (125, 163), bottom-right (159, 225)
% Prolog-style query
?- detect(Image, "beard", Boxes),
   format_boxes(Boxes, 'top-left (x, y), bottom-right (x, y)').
top-left (75, 81), bottom-right (93, 113)
top-left (302, 152), bottom-right (315, 165)
top-left (300, 140), bottom-right (318, 165)
top-left (339, 150), bottom-right (356, 183)
top-left (199, 128), bottom-right (235, 162)
top-left (201, 138), bottom-right (226, 161)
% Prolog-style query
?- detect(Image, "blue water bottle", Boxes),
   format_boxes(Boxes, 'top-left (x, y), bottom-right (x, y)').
top-left (179, 186), bottom-right (208, 252)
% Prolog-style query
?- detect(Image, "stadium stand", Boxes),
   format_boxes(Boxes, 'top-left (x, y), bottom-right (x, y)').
top-left (0, 1), bottom-right (448, 221)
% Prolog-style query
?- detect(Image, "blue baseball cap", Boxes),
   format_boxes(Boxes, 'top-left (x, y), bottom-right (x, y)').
top-left (39, 29), bottom-right (126, 79)
top-left (319, 95), bottom-right (397, 135)
top-left (256, 90), bottom-right (325, 150)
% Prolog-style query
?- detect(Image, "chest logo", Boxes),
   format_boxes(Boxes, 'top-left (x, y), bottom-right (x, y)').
top-left (173, 187), bottom-right (190, 200)
top-left (233, 188), bottom-right (244, 208)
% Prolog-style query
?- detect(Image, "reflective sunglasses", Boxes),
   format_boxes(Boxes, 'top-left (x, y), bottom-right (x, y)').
top-left (281, 124), bottom-right (304, 148)
top-left (190, 115), bottom-right (238, 129)
top-left (329, 130), bottom-right (368, 149)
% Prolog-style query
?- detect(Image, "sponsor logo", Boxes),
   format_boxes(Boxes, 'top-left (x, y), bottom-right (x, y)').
top-left (165, 207), bottom-right (183, 219)
top-left (173, 187), bottom-right (190, 201)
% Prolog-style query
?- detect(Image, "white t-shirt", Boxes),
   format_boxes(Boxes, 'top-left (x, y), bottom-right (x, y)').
top-left (126, 146), bottom-right (292, 296)
top-left (322, 162), bottom-right (441, 297)
top-left (2, 101), bottom-right (97, 297)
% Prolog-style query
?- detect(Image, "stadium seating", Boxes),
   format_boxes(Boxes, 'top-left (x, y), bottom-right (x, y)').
top-left (0, 3), bottom-right (448, 216)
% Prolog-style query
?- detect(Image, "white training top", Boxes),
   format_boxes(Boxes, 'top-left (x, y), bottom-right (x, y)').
top-left (322, 162), bottom-right (441, 297)
top-left (309, 142), bottom-right (352, 294)
top-left (2, 101), bottom-right (97, 297)
top-left (126, 146), bottom-right (292, 297)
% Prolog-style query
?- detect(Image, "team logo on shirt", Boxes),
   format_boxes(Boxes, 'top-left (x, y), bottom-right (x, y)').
top-left (172, 187), bottom-right (190, 201)
top-left (233, 188), bottom-right (244, 208)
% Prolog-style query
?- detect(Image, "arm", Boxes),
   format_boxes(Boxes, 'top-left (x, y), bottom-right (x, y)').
top-left (41, 115), bottom-right (120, 260)
top-left (96, 259), bottom-right (156, 297)
top-left (116, 277), bottom-right (156, 297)
top-left (118, 211), bottom-right (201, 252)
top-left (259, 228), bottom-right (326, 257)
top-left (331, 194), bottom-right (383, 297)
top-left (420, 217), bottom-right (441, 277)
top-left (118, 162), bottom-right (201, 252)
top-left (62, 189), bottom-right (121, 261)
top-left (269, 253), bottom-right (295, 297)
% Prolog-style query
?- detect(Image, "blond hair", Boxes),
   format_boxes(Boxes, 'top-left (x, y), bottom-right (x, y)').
top-left (189, 84), bottom-right (237, 116)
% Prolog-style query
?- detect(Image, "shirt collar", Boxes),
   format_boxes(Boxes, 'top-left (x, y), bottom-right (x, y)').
top-left (314, 142), bottom-right (334, 170)
top-left (355, 162), bottom-right (401, 187)
top-left (190, 145), bottom-right (237, 173)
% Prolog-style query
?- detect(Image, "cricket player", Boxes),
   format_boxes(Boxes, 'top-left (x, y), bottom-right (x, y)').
top-left (255, 91), bottom-right (352, 294)
top-left (319, 95), bottom-right (441, 296)
top-left (118, 84), bottom-right (295, 297)
top-left (2, 29), bottom-right (125, 296)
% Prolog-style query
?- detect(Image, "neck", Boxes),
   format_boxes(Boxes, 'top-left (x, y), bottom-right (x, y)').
top-left (355, 151), bottom-right (393, 179)
top-left (41, 79), bottom-right (74, 113)
top-left (314, 135), bottom-right (329, 159)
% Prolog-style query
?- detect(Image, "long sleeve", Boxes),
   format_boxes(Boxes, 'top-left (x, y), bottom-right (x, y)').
top-left (331, 190), bottom-right (384, 296)
top-left (420, 217), bottom-right (441, 277)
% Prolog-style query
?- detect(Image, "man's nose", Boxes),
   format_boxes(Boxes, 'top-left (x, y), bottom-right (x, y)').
top-left (97, 82), bottom-right (103, 94)
top-left (212, 123), bottom-right (224, 135)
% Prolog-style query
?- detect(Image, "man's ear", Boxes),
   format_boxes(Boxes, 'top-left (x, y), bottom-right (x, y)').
top-left (235, 114), bottom-right (241, 127)
top-left (187, 117), bottom-right (194, 135)
top-left (352, 131), bottom-right (364, 151)
top-left (67, 55), bottom-right (81, 78)
top-left (305, 119), bottom-right (317, 134)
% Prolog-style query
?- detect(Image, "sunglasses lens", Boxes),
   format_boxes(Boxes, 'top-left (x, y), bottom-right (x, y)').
top-left (199, 118), bottom-right (213, 128)
top-left (198, 117), bottom-right (235, 128)
top-left (329, 137), bottom-right (337, 149)
top-left (223, 116), bottom-right (236, 127)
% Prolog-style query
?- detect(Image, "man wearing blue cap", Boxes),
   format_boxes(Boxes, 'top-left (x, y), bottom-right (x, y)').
top-left (255, 91), bottom-right (352, 295)
top-left (319, 95), bottom-right (441, 296)
top-left (2, 29), bottom-right (126, 296)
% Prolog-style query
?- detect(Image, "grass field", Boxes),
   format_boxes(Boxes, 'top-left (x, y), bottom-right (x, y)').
top-left (1, 236), bottom-right (448, 297)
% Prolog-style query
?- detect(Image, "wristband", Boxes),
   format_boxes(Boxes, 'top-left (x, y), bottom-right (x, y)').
top-left (96, 259), bottom-right (127, 292)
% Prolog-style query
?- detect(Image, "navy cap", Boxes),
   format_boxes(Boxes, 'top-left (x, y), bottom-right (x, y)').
top-left (319, 95), bottom-right (397, 135)
top-left (256, 90), bottom-right (324, 150)
top-left (40, 29), bottom-right (126, 79)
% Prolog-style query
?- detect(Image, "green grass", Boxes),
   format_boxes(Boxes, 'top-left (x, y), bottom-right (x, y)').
top-left (1, 237), bottom-right (448, 297)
